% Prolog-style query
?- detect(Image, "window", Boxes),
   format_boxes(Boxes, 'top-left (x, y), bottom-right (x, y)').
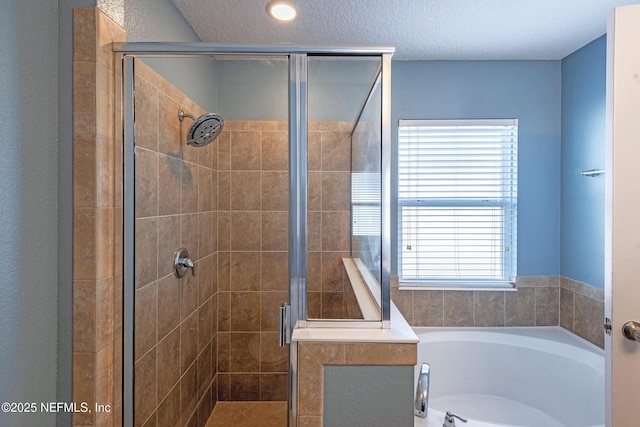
top-left (398, 119), bottom-right (518, 287)
top-left (351, 172), bottom-right (381, 236)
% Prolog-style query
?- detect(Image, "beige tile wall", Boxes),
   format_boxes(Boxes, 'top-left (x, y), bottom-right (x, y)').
top-left (560, 276), bottom-right (605, 348)
top-left (392, 276), bottom-right (560, 328)
top-left (215, 120), bottom-right (290, 402)
top-left (393, 275), bottom-right (605, 348)
top-left (73, 8), bottom-right (125, 427)
top-left (132, 60), bottom-right (218, 426)
top-left (215, 119), bottom-right (365, 402)
top-left (307, 121), bottom-right (363, 320)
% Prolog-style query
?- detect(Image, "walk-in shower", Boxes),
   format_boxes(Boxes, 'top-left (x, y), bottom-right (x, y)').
top-left (118, 44), bottom-right (392, 427)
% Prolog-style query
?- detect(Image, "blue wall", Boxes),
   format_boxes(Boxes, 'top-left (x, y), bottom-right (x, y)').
top-left (1, 1), bottom-right (60, 425)
top-left (391, 61), bottom-right (562, 276)
top-left (125, 0), bottom-right (219, 112)
top-left (560, 36), bottom-right (607, 288)
top-left (217, 57), bottom-right (379, 121)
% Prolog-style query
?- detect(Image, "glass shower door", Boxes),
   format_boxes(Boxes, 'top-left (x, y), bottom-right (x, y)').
top-left (121, 45), bottom-right (393, 427)
top-left (305, 56), bottom-right (384, 322)
top-left (124, 53), bottom-right (290, 426)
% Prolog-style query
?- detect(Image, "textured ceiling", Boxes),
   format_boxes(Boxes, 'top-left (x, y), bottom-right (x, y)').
top-left (171, 0), bottom-right (639, 60)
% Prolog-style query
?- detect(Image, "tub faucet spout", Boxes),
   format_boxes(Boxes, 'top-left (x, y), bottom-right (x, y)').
top-left (414, 363), bottom-right (430, 418)
top-left (443, 411), bottom-right (467, 427)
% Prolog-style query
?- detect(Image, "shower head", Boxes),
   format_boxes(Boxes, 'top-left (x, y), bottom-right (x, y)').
top-left (178, 108), bottom-right (224, 147)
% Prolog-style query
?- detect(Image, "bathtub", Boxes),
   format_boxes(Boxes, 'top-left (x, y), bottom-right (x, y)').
top-left (413, 327), bottom-right (604, 427)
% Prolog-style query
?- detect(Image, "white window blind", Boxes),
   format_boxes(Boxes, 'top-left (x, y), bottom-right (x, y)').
top-left (351, 172), bottom-right (381, 236)
top-left (398, 119), bottom-right (518, 286)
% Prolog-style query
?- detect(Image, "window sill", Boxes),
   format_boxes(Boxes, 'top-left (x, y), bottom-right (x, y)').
top-left (342, 257), bottom-right (381, 320)
top-left (398, 281), bottom-right (516, 292)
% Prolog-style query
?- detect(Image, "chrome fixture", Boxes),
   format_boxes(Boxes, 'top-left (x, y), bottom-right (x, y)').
top-left (622, 320), bottom-right (640, 342)
top-left (580, 169), bottom-right (606, 177)
top-left (278, 302), bottom-right (291, 346)
top-left (604, 317), bottom-right (612, 335)
top-left (414, 363), bottom-right (430, 418)
top-left (173, 247), bottom-right (195, 278)
top-left (443, 411), bottom-right (467, 427)
top-left (178, 108), bottom-right (224, 147)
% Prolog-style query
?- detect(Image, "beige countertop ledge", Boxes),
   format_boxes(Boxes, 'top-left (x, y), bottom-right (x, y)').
top-left (291, 301), bottom-right (419, 344)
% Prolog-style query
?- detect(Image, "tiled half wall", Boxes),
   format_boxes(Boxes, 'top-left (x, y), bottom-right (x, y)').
top-left (392, 276), bottom-right (604, 348)
top-left (297, 342), bottom-right (417, 427)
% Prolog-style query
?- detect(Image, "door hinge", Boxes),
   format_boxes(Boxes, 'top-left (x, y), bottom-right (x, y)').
top-left (604, 317), bottom-right (612, 335)
top-left (279, 302), bottom-right (291, 346)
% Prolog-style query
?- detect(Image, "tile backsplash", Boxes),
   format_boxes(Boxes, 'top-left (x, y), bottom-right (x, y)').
top-left (559, 276), bottom-right (604, 348)
top-left (392, 275), bottom-right (604, 348)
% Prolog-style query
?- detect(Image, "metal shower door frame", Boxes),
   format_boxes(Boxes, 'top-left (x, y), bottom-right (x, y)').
top-left (287, 53), bottom-right (306, 427)
top-left (118, 43), bottom-right (394, 427)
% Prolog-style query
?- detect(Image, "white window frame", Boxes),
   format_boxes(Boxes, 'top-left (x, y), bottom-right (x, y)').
top-left (397, 119), bottom-right (518, 288)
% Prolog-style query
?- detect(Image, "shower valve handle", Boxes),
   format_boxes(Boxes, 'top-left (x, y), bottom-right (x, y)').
top-left (173, 248), bottom-right (195, 278)
top-left (182, 258), bottom-right (195, 276)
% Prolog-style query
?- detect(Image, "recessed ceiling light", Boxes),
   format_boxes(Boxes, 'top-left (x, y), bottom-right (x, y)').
top-left (266, 1), bottom-right (297, 22)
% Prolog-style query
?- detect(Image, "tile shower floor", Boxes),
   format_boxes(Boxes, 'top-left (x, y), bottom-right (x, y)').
top-left (205, 401), bottom-right (287, 426)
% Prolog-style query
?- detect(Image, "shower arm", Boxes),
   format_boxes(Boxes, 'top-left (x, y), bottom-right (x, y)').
top-left (178, 108), bottom-right (196, 122)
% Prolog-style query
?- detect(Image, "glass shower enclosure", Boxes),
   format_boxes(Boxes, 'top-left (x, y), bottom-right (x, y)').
top-left (118, 44), bottom-right (393, 427)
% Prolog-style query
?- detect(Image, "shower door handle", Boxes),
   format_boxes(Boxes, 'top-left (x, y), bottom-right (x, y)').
top-left (622, 320), bottom-right (640, 342)
top-left (279, 302), bottom-right (290, 346)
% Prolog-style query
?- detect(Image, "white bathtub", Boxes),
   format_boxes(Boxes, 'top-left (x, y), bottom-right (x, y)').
top-left (413, 327), bottom-right (604, 427)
